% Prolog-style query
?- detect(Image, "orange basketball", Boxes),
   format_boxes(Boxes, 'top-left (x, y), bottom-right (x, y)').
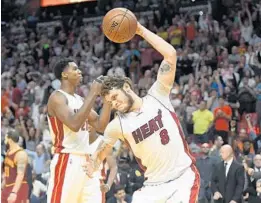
top-left (102, 8), bottom-right (137, 43)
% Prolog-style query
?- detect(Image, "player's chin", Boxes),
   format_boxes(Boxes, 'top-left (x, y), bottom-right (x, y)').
top-left (116, 107), bottom-right (125, 113)
top-left (76, 78), bottom-right (83, 85)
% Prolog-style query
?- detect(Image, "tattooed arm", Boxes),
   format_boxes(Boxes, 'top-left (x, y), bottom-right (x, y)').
top-left (136, 22), bottom-right (177, 94)
top-left (13, 150), bottom-right (28, 194)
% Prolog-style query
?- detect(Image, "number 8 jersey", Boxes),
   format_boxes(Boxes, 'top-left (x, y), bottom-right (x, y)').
top-left (117, 82), bottom-right (196, 185)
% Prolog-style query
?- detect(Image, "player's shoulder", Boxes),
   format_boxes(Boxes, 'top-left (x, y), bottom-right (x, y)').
top-left (15, 150), bottom-right (28, 162)
top-left (48, 90), bottom-right (66, 102)
top-left (148, 81), bottom-right (170, 97)
top-left (47, 91), bottom-right (68, 116)
top-left (48, 90), bottom-right (68, 106)
top-left (105, 116), bottom-right (122, 134)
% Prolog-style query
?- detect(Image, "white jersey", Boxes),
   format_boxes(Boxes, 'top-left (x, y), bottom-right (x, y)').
top-left (47, 89), bottom-right (90, 154)
top-left (116, 82), bottom-right (195, 184)
top-left (89, 135), bottom-right (106, 179)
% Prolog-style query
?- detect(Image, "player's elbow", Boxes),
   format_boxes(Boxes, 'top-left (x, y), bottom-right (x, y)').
top-left (164, 49), bottom-right (176, 64)
top-left (69, 124), bottom-right (81, 132)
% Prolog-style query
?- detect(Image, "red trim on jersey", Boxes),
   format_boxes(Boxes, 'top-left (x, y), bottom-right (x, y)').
top-left (100, 180), bottom-right (106, 203)
top-left (169, 111), bottom-right (200, 203)
top-left (123, 139), bottom-right (147, 172)
top-left (49, 117), bottom-right (64, 153)
top-left (189, 164), bottom-right (200, 203)
top-left (51, 153), bottom-right (69, 203)
top-left (101, 160), bottom-right (107, 180)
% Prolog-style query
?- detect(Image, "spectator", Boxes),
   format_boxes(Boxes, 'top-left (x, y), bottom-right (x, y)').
top-left (238, 7), bottom-right (253, 43)
top-left (107, 185), bottom-right (132, 203)
top-left (246, 154), bottom-right (261, 183)
top-left (192, 100), bottom-right (214, 144)
top-left (196, 143), bottom-right (215, 203)
top-left (211, 145), bottom-right (245, 203)
top-left (30, 171), bottom-right (47, 203)
top-left (237, 139), bottom-right (255, 165)
top-left (26, 144), bottom-right (51, 180)
top-left (213, 96), bottom-right (232, 144)
top-left (256, 78), bottom-right (261, 129)
top-left (209, 135), bottom-right (224, 164)
top-left (233, 128), bottom-right (256, 158)
top-left (128, 165), bottom-right (144, 195)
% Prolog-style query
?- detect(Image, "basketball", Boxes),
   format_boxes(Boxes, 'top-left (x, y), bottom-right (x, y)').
top-left (102, 8), bottom-right (137, 43)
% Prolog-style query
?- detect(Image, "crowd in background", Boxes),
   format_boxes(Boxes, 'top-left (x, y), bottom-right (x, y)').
top-left (1, 0), bottom-right (261, 202)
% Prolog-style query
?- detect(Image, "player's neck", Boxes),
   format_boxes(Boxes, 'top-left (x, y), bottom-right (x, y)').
top-left (61, 82), bottom-right (76, 95)
top-left (129, 96), bottom-right (143, 112)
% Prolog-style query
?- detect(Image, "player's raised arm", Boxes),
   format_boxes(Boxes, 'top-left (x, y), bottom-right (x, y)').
top-left (136, 22), bottom-right (177, 94)
top-left (47, 80), bottom-right (102, 132)
top-left (88, 100), bottom-right (112, 134)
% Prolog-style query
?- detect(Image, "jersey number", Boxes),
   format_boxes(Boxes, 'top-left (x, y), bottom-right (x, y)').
top-left (159, 129), bottom-right (170, 145)
top-left (4, 166), bottom-right (9, 177)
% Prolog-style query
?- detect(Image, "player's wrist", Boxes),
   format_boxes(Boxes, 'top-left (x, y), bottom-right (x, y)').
top-left (136, 23), bottom-right (145, 37)
top-left (89, 89), bottom-right (100, 97)
top-left (105, 183), bottom-right (110, 190)
top-left (11, 192), bottom-right (17, 195)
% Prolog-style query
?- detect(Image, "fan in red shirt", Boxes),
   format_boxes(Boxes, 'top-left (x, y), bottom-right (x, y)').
top-left (214, 95), bottom-right (232, 144)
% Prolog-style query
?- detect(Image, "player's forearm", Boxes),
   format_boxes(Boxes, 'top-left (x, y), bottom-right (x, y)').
top-left (11, 173), bottom-right (24, 193)
top-left (97, 102), bottom-right (111, 133)
top-left (106, 165), bottom-right (118, 188)
top-left (93, 143), bottom-right (113, 169)
top-left (137, 25), bottom-right (176, 61)
top-left (72, 92), bottom-right (98, 131)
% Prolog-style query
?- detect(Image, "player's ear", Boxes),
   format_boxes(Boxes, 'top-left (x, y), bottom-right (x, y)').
top-left (61, 72), bottom-right (68, 79)
top-left (123, 83), bottom-right (131, 92)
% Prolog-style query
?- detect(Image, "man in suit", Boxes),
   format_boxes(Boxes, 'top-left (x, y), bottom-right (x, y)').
top-left (211, 145), bottom-right (245, 203)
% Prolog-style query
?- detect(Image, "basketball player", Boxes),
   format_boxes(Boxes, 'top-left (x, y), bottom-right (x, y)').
top-left (2, 130), bottom-right (29, 203)
top-left (88, 124), bottom-right (118, 203)
top-left (87, 22), bottom-right (200, 202)
top-left (46, 58), bottom-right (112, 203)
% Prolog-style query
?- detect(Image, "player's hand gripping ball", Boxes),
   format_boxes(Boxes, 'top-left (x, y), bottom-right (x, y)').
top-left (102, 8), bottom-right (137, 43)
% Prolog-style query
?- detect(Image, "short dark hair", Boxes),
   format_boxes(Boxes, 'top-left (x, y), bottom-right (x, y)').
top-left (53, 58), bottom-right (75, 80)
top-left (101, 76), bottom-right (133, 96)
top-left (114, 185), bottom-right (125, 194)
top-left (218, 95), bottom-right (226, 100)
top-left (7, 130), bottom-right (20, 143)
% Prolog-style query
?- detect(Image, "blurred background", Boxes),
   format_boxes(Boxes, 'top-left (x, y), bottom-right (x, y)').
top-left (1, 0), bottom-right (261, 202)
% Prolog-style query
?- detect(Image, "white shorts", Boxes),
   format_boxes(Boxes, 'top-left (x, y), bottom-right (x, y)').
top-left (132, 165), bottom-right (200, 203)
top-left (47, 153), bottom-right (103, 203)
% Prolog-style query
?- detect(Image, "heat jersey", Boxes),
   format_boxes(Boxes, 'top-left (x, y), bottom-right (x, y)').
top-left (47, 89), bottom-right (90, 154)
top-left (89, 135), bottom-right (107, 179)
top-left (116, 82), bottom-right (196, 184)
